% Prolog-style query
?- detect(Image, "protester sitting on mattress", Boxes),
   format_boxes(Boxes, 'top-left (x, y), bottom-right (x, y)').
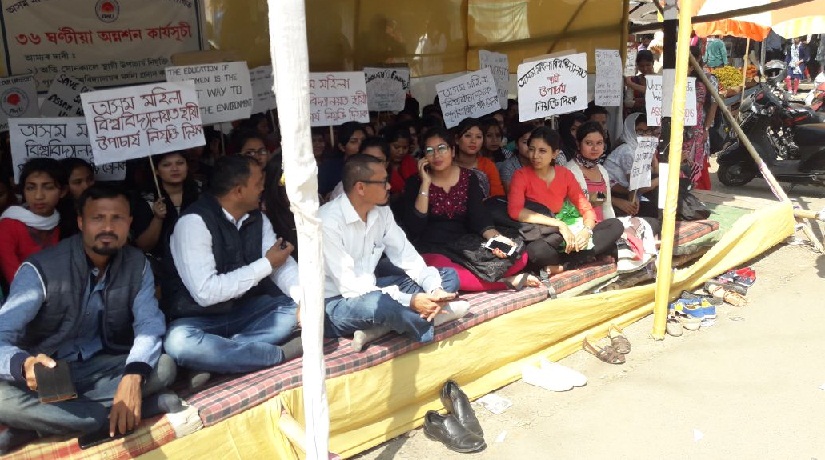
top-left (329, 137), bottom-right (389, 201)
top-left (0, 158), bottom-right (65, 287)
top-left (480, 116), bottom-right (511, 164)
top-left (162, 155), bottom-right (303, 389)
top-left (604, 113), bottom-right (661, 219)
top-left (383, 125), bottom-right (418, 199)
top-left (400, 127), bottom-right (540, 291)
top-left (507, 127), bottom-right (623, 277)
top-left (496, 122), bottom-right (536, 193)
top-left (56, 157), bottom-right (95, 240)
top-left (132, 151), bottom-right (200, 266)
top-left (317, 122), bottom-right (367, 198)
top-left (234, 129), bottom-right (275, 168)
top-left (557, 112), bottom-right (586, 165)
top-left (320, 154), bottom-right (467, 352)
top-left (453, 118), bottom-right (505, 199)
top-left (0, 185), bottom-right (178, 455)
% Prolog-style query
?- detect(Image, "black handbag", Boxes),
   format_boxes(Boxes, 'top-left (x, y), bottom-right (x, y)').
top-left (440, 233), bottom-right (524, 283)
top-left (676, 181), bottom-right (711, 221)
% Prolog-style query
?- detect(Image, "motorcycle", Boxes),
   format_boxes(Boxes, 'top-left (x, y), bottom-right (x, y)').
top-left (716, 81), bottom-right (825, 187)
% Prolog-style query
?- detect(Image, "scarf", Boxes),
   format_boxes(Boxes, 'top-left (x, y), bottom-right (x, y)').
top-left (574, 152), bottom-right (602, 169)
top-left (0, 205), bottom-right (60, 230)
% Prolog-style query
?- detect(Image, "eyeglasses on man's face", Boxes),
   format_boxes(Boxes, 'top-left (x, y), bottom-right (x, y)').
top-left (424, 144), bottom-right (450, 156)
top-left (360, 178), bottom-right (390, 186)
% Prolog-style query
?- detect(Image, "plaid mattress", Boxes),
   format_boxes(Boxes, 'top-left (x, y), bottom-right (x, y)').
top-left (547, 261), bottom-right (617, 295)
top-left (186, 286), bottom-right (549, 426)
top-left (3, 416), bottom-right (176, 460)
top-left (674, 219), bottom-right (719, 247)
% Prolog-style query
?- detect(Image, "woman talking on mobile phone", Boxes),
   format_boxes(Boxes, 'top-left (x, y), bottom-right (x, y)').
top-left (400, 127), bottom-right (539, 291)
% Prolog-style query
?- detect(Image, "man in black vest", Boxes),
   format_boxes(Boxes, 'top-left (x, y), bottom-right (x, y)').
top-left (163, 155), bottom-right (302, 387)
top-left (0, 185), bottom-right (177, 454)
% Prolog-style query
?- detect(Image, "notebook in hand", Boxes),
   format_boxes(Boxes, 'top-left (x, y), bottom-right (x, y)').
top-left (33, 361), bottom-right (77, 403)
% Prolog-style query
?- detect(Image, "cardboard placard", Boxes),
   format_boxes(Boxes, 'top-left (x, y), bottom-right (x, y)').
top-left (250, 65), bottom-right (277, 114)
top-left (435, 68), bottom-right (499, 129)
top-left (629, 136), bottom-right (658, 191)
top-left (479, 50), bottom-right (509, 110)
top-left (0, 74), bottom-right (40, 132)
top-left (165, 61), bottom-right (253, 124)
top-left (40, 74), bottom-right (94, 117)
top-left (516, 53), bottom-right (588, 121)
top-left (309, 72), bottom-right (369, 126)
top-left (80, 80), bottom-right (205, 164)
top-left (595, 49), bottom-right (623, 107)
top-left (645, 74), bottom-right (697, 127)
top-left (9, 117), bottom-right (126, 182)
top-left (364, 67), bottom-right (409, 112)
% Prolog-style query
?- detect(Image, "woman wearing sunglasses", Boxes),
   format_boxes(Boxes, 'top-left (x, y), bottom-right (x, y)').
top-left (400, 127), bottom-right (539, 291)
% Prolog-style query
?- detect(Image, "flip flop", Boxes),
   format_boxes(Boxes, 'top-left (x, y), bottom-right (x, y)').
top-left (704, 280), bottom-right (747, 296)
top-left (608, 324), bottom-right (631, 354)
top-left (666, 315), bottom-right (684, 337)
top-left (582, 338), bottom-right (625, 364)
top-left (705, 283), bottom-right (748, 307)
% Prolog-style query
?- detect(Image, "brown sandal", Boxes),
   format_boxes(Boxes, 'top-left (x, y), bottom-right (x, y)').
top-left (608, 324), bottom-right (631, 354)
top-left (705, 284), bottom-right (748, 307)
top-left (582, 338), bottom-right (625, 364)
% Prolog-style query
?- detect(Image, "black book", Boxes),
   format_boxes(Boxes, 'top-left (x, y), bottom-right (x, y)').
top-left (33, 361), bottom-right (77, 404)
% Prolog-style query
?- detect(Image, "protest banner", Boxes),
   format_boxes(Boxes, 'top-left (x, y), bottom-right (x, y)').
top-left (516, 53), bottom-right (588, 121)
top-left (644, 74), bottom-right (697, 126)
top-left (250, 65), bottom-right (277, 114)
top-left (1, 0), bottom-right (201, 92)
top-left (309, 72), bottom-right (369, 126)
top-left (0, 74), bottom-right (40, 132)
top-left (165, 61), bottom-right (253, 125)
top-left (595, 49), bottom-right (623, 107)
top-left (625, 44), bottom-right (638, 77)
top-left (9, 117), bottom-right (126, 182)
top-left (479, 50), bottom-right (510, 110)
top-left (40, 74), bottom-right (94, 117)
top-left (363, 67), bottom-right (409, 112)
top-left (80, 80), bottom-right (205, 164)
top-left (629, 135), bottom-right (658, 191)
top-left (435, 68), bottom-right (499, 129)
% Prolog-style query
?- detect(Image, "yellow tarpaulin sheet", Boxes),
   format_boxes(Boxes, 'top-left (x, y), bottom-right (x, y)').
top-left (139, 201), bottom-right (794, 460)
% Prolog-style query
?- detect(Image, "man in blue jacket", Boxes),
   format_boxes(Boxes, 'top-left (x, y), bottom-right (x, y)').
top-left (0, 185), bottom-right (177, 454)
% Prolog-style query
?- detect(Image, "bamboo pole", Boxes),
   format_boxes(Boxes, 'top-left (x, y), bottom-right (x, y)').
top-left (689, 53), bottom-right (791, 202)
top-left (741, 38), bottom-right (751, 106)
top-left (651, 0), bottom-right (692, 340)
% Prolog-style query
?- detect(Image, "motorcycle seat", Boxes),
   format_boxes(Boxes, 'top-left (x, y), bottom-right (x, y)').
top-left (794, 123), bottom-right (825, 145)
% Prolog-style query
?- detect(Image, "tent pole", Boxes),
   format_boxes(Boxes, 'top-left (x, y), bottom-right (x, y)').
top-left (741, 38), bottom-right (751, 106)
top-left (651, 0), bottom-right (692, 340)
top-left (689, 53), bottom-right (790, 202)
top-left (267, 0), bottom-right (330, 458)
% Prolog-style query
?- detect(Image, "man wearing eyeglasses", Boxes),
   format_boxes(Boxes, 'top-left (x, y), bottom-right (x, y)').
top-left (319, 154), bottom-right (468, 352)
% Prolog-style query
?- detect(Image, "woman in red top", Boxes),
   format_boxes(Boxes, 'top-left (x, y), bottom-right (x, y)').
top-left (453, 118), bottom-right (506, 199)
top-left (384, 125), bottom-right (418, 198)
top-left (0, 158), bottom-right (66, 286)
top-left (507, 127), bottom-right (622, 275)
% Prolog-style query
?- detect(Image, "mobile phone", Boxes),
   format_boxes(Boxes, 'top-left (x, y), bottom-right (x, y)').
top-left (77, 426), bottom-right (132, 450)
top-left (484, 238), bottom-right (516, 256)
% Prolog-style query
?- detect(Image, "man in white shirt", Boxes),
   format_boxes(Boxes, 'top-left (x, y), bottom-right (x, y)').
top-left (162, 155), bottom-right (302, 386)
top-left (320, 154), bottom-right (468, 352)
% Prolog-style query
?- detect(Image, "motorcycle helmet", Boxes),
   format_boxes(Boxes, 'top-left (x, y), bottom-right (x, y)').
top-left (763, 60), bottom-right (787, 87)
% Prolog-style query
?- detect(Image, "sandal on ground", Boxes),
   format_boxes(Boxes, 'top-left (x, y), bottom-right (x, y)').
top-left (677, 313), bottom-right (703, 331)
top-left (582, 338), bottom-right (625, 364)
top-left (704, 283), bottom-right (748, 307)
top-left (704, 280), bottom-right (747, 296)
top-left (608, 324), bottom-right (631, 354)
top-left (503, 273), bottom-right (540, 291)
top-left (679, 290), bottom-right (723, 306)
top-left (666, 315), bottom-right (684, 337)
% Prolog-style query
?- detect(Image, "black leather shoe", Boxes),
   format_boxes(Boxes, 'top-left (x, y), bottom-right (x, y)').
top-left (440, 380), bottom-right (483, 437)
top-left (422, 410), bottom-right (486, 453)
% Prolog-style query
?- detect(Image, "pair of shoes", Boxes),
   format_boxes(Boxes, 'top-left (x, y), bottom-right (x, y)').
top-left (522, 359), bottom-right (587, 391)
top-left (582, 338), bottom-right (625, 364)
top-left (669, 298), bottom-right (717, 319)
top-left (666, 315), bottom-right (684, 336)
top-left (423, 381), bottom-right (486, 453)
top-left (608, 324), bottom-right (631, 354)
top-left (704, 281), bottom-right (748, 307)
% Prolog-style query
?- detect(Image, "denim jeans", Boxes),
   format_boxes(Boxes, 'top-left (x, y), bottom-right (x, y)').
top-left (164, 294), bottom-right (298, 374)
top-left (0, 353), bottom-right (176, 439)
top-left (324, 268), bottom-right (459, 343)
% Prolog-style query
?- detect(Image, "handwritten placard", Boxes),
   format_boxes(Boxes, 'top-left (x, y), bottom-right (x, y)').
top-left (516, 53), bottom-right (588, 121)
top-left (0, 74), bottom-right (40, 132)
top-left (625, 44), bottom-right (638, 77)
top-left (595, 49), bottom-right (623, 107)
top-left (435, 68), bottom-right (499, 129)
top-left (479, 50), bottom-right (509, 110)
top-left (165, 61), bottom-right (253, 124)
top-left (80, 81), bottom-right (205, 164)
top-left (629, 136), bottom-right (658, 191)
top-left (309, 72), bottom-right (369, 127)
top-left (364, 67), bottom-right (409, 112)
top-left (250, 65), bottom-right (277, 114)
top-left (645, 75), bottom-right (697, 127)
top-left (40, 74), bottom-right (94, 118)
